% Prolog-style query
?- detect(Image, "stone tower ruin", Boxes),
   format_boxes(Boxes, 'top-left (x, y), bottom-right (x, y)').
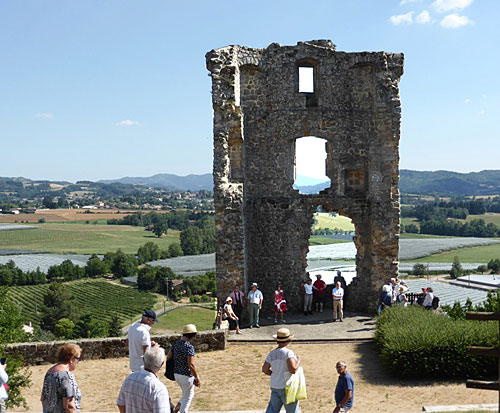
top-left (206, 40), bottom-right (404, 313)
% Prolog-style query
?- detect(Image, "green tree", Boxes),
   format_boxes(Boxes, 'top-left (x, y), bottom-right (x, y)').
top-left (168, 243), bottom-right (183, 257)
top-left (40, 282), bottom-right (78, 332)
top-left (74, 313), bottom-right (93, 338)
top-left (487, 258), bottom-right (500, 274)
top-left (54, 318), bottom-right (75, 339)
top-left (0, 287), bottom-right (32, 409)
top-left (108, 314), bottom-right (122, 337)
top-left (450, 256), bottom-right (463, 279)
top-left (180, 226), bottom-right (202, 255)
top-left (412, 263), bottom-right (427, 277)
top-left (111, 250), bottom-right (137, 278)
top-left (85, 254), bottom-right (109, 278)
top-left (153, 223), bottom-right (168, 238)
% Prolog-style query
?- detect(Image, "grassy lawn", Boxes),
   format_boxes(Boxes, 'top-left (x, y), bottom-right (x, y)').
top-left (399, 233), bottom-right (453, 239)
top-left (401, 217), bottom-right (420, 227)
top-left (151, 305), bottom-right (216, 334)
top-left (313, 213), bottom-right (354, 231)
top-left (466, 212), bottom-right (500, 226)
top-left (405, 243), bottom-right (500, 263)
top-left (309, 236), bottom-right (349, 245)
top-left (0, 223), bottom-right (180, 254)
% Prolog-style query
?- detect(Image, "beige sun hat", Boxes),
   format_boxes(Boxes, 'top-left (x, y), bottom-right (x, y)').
top-left (273, 328), bottom-right (294, 342)
top-left (182, 324), bottom-right (198, 334)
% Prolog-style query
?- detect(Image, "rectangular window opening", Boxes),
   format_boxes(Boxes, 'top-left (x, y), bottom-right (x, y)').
top-left (299, 67), bottom-right (314, 93)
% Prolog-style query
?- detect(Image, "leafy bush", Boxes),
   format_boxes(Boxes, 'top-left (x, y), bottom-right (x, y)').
top-left (375, 305), bottom-right (498, 379)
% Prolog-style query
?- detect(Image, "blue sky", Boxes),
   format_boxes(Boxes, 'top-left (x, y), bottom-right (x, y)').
top-left (0, 0), bottom-right (498, 182)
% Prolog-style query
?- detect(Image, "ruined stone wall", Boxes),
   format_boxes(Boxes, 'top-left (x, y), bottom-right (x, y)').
top-left (3, 330), bottom-right (227, 365)
top-left (207, 40), bottom-right (403, 313)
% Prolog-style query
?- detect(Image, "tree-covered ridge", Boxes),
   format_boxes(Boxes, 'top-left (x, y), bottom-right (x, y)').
top-left (400, 169), bottom-right (500, 195)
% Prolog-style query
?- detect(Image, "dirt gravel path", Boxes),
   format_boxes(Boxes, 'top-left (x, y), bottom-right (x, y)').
top-left (13, 342), bottom-right (496, 412)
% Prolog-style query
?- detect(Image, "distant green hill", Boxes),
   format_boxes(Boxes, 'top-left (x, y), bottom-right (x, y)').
top-left (295, 170), bottom-right (500, 196)
top-left (399, 170), bottom-right (500, 195)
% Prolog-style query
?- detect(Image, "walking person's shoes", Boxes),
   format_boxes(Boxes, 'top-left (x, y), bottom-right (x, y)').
top-left (304, 312), bottom-right (308, 316)
top-left (249, 325), bottom-right (253, 329)
top-left (256, 324), bottom-right (260, 328)
top-left (340, 319), bottom-right (343, 322)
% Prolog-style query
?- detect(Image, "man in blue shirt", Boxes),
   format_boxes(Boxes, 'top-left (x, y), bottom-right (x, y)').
top-left (333, 360), bottom-right (354, 412)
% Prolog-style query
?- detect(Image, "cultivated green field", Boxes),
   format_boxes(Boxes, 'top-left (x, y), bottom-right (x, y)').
top-left (465, 212), bottom-right (500, 226)
top-left (151, 305), bottom-right (216, 333)
top-left (0, 223), bottom-right (180, 254)
top-left (401, 217), bottom-right (420, 228)
top-left (405, 243), bottom-right (500, 263)
top-left (7, 280), bottom-right (158, 326)
top-left (309, 236), bottom-right (349, 246)
top-left (313, 213), bottom-right (355, 231)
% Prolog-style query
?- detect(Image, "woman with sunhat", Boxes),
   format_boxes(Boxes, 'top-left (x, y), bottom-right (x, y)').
top-left (262, 328), bottom-right (301, 413)
top-left (166, 324), bottom-right (200, 413)
top-left (224, 297), bottom-right (242, 334)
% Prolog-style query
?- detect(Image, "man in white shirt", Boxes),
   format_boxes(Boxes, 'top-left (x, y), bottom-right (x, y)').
top-left (332, 281), bottom-right (344, 322)
top-left (303, 279), bottom-right (313, 315)
top-left (117, 345), bottom-right (171, 413)
top-left (247, 283), bottom-right (263, 328)
top-left (262, 328), bottom-right (301, 413)
top-left (0, 359), bottom-right (8, 413)
top-left (127, 309), bottom-right (158, 371)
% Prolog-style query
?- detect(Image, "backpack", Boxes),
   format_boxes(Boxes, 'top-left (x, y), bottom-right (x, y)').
top-left (432, 295), bottom-right (440, 310)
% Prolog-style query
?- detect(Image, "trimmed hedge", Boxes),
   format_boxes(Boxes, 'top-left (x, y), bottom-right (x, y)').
top-left (375, 306), bottom-right (498, 379)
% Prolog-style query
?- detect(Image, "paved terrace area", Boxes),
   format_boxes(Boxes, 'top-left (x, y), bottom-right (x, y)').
top-left (227, 311), bottom-right (375, 342)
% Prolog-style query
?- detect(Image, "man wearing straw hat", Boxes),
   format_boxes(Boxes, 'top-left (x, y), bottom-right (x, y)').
top-left (262, 328), bottom-right (301, 413)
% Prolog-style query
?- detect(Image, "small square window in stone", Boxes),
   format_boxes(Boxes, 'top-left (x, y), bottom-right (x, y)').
top-left (345, 169), bottom-right (366, 193)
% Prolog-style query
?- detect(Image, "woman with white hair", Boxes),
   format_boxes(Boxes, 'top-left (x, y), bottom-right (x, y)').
top-left (117, 346), bottom-right (170, 412)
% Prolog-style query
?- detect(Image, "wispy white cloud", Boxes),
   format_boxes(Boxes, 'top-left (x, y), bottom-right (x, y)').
top-left (390, 11), bottom-right (414, 25)
top-left (115, 120), bottom-right (140, 127)
top-left (464, 98), bottom-right (471, 104)
top-left (440, 13), bottom-right (473, 28)
top-left (432, 0), bottom-right (473, 13)
top-left (478, 109), bottom-right (486, 116)
top-left (34, 113), bottom-right (54, 119)
top-left (400, 0), bottom-right (421, 4)
top-left (416, 10), bottom-right (431, 24)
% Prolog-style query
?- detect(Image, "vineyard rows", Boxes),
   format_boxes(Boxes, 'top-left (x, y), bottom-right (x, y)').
top-left (7, 280), bottom-right (157, 326)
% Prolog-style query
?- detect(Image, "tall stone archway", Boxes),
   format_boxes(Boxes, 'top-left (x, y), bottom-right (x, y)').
top-left (206, 40), bottom-right (404, 313)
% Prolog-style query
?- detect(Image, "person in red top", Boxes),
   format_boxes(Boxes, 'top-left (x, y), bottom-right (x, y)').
top-left (313, 274), bottom-right (327, 313)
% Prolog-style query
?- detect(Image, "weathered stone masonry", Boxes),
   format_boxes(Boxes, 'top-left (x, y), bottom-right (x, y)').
top-left (206, 40), bottom-right (404, 313)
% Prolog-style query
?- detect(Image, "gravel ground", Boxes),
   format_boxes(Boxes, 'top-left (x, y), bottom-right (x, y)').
top-left (14, 342), bottom-right (496, 413)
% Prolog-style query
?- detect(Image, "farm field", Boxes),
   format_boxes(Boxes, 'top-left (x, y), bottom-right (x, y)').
top-left (0, 223), bottom-right (180, 254)
top-left (309, 236), bottom-right (348, 245)
top-left (465, 212), bottom-right (500, 226)
top-left (406, 242), bottom-right (500, 263)
top-left (313, 212), bottom-right (355, 231)
top-left (6, 280), bottom-right (158, 327)
top-left (0, 208), bottom-right (138, 223)
top-left (151, 305), bottom-right (216, 334)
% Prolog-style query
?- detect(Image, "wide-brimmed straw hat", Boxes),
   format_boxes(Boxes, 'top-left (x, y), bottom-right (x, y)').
top-left (273, 328), bottom-right (294, 342)
top-left (183, 324), bottom-right (198, 334)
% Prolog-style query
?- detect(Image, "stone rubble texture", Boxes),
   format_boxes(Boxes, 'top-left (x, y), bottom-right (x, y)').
top-left (4, 330), bottom-right (227, 365)
top-left (206, 40), bottom-right (404, 314)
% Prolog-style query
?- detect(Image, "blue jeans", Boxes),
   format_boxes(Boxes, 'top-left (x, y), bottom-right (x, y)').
top-left (266, 388), bottom-right (299, 413)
